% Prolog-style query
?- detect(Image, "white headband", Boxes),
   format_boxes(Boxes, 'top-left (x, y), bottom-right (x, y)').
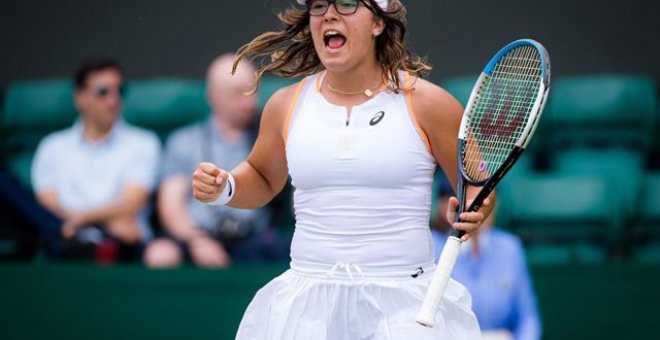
top-left (296, 0), bottom-right (389, 11)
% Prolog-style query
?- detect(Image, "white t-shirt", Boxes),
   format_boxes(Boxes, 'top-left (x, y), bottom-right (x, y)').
top-left (31, 120), bottom-right (161, 240)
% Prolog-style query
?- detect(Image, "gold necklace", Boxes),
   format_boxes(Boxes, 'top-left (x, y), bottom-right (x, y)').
top-left (326, 80), bottom-right (382, 98)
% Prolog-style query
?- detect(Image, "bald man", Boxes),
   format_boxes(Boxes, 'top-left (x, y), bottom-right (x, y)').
top-left (144, 54), bottom-right (288, 268)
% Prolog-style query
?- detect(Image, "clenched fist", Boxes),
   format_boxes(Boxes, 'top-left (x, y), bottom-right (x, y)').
top-left (192, 162), bottom-right (231, 203)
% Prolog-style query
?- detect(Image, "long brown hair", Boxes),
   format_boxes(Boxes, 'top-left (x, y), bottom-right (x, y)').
top-left (233, 0), bottom-right (432, 93)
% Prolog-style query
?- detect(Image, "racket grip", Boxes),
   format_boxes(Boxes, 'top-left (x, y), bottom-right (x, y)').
top-left (415, 236), bottom-right (462, 327)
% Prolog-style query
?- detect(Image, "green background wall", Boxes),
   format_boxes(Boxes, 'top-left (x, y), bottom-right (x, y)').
top-left (1, 0), bottom-right (658, 92)
top-left (1, 263), bottom-right (659, 339)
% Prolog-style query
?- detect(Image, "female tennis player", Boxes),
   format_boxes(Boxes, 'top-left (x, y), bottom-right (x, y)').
top-left (193, 0), bottom-right (493, 338)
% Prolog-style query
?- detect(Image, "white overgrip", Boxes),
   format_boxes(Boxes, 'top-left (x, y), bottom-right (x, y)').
top-left (415, 236), bottom-right (462, 327)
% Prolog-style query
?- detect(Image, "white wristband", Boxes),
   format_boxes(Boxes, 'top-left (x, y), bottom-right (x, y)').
top-left (208, 173), bottom-right (236, 206)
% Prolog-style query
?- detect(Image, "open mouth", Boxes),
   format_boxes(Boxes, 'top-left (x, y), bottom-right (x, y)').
top-left (324, 30), bottom-right (347, 50)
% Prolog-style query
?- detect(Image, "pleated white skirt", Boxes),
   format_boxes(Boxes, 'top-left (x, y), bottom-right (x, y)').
top-left (235, 261), bottom-right (480, 340)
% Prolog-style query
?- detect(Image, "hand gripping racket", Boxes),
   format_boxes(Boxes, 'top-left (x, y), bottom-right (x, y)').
top-left (416, 39), bottom-right (551, 327)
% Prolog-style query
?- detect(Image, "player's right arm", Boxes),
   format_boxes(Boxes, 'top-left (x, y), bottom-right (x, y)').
top-left (192, 83), bottom-right (296, 209)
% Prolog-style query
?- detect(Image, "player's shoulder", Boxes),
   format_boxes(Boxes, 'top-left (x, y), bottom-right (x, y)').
top-left (406, 75), bottom-right (464, 131)
top-left (260, 76), bottom-right (310, 126)
top-left (407, 76), bottom-right (462, 113)
top-left (264, 78), bottom-right (306, 112)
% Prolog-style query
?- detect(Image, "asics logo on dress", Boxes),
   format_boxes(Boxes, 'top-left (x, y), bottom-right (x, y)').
top-left (411, 267), bottom-right (424, 278)
top-left (369, 111), bottom-right (385, 126)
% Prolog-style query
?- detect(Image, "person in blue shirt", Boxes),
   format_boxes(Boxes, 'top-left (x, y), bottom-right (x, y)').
top-left (432, 174), bottom-right (542, 340)
top-left (143, 54), bottom-right (289, 269)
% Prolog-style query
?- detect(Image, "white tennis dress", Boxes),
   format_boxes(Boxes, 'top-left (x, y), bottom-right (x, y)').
top-left (235, 72), bottom-right (480, 339)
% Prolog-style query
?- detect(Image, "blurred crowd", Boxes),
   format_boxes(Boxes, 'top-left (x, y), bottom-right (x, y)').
top-left (0, 55), bottom-right (292, 268)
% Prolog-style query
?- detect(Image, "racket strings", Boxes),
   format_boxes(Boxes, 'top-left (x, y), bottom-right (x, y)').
top-left (463, 45), bottom-right (542, 181)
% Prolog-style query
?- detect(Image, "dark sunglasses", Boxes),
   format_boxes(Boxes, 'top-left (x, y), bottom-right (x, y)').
top-left (93, 85), bottom-right (126, 99)
top-left (306, 0), bottom-right (364, 16)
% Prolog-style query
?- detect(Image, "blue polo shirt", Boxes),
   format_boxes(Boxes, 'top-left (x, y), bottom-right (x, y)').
top-left (433, 228), bottom-right (542, 340)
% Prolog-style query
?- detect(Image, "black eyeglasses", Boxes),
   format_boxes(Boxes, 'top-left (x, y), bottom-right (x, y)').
top-left (93, 85), bottom-right (126, 99)
top-left (306, 0), bottom-right (364, 16)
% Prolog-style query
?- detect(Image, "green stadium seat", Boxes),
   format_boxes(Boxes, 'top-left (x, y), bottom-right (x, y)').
top-left (499, 152), bottom-right (534, 186)
top-left (631, 173), bottom-right (660, 262)
top-left (632, 244), bottom-right (660, 264)
top-left (553, 148), bottom-right (644, 219)
top-left (123, 79), bottom-right (209, 142)
top-left (650, 96), bottom-right (660, 169)
top-left (1, 79), bottom-right (77, 188)
top-left (499, 173), bottom-right (624, 259)
top-left (494, 154), bottom-right (534, 229)
top-left (546, 75), bottom-right (656, 151)
top-left (639, 173), bottom-right (660, 228)
top-left (3, 152), bottom-right (34, 192)
top-left (257, 75), bottom-right (298, 112)
top-left (3, 79), bottom-right (77, 128)
top-left (526, 243), bottom-right (608, 265)
top-left (442, 75), bottom-right (478, 107)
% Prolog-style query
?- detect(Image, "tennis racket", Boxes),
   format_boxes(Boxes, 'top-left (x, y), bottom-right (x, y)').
top-left (416, 39), bottom-right (551, 327)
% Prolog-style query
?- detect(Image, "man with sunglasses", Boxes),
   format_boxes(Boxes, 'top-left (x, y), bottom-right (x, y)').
top-left (31, 59), bottom-right (161, 261)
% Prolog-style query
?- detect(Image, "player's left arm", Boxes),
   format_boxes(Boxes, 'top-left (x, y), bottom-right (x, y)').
top-left (410, 77), bottom-right (495, 233)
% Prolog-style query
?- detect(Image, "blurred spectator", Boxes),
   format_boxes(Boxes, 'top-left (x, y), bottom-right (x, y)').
top-left (432, 174), bottom-right (542, 340)
top-left (30, 59), bottom-right (161, 261)
top-left (143, 54), bottom-right (289, 269)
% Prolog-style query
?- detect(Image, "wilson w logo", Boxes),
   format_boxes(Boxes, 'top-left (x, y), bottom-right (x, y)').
top-left (479, 80), bottom-right (533, 138)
